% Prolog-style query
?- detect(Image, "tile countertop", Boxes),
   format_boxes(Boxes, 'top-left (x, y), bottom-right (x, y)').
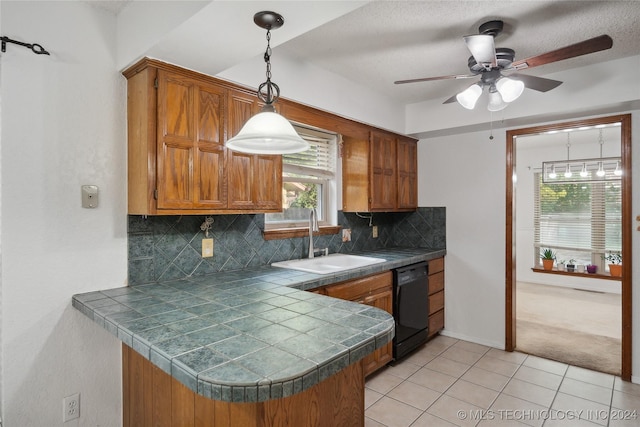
top-left (72, 247), bottom-right (445, 403)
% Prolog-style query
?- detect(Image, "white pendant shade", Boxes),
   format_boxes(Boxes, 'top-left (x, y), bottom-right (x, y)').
top-left (456, 84), bottom-right (482, 109)
top-left (487, 91), bottom-right (507, 111)
top-left (496, 77), bottom-right (525, 103)
top-left (226, 111), bottom-right (310, 154)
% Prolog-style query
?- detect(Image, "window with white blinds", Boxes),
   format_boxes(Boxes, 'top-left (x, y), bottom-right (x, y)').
top-left (265, 125), bottom-right (338, 229)
top-left (533, 173), bottom-right (622, 270)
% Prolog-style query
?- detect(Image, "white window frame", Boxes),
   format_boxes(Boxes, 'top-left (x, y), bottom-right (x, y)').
top-left (265, 124), bottom-right (339, 230)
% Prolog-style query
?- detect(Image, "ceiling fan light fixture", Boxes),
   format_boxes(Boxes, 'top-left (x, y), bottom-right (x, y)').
top-left (226, 11), bottom-right (309, 155)
top-left (496, 77), bottom-right (525, 103)
top-left (456, 84), bottom-right (482, 109)
top-left (487, 90), bottom-right (507, 111)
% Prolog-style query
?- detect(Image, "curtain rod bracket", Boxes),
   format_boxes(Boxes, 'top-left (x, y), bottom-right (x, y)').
top-left (1, 36), bottom-right (50, 55)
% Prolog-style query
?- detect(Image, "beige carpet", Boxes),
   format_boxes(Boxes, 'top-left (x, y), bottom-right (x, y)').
top-left (516, 282), bottom-right (621, 375)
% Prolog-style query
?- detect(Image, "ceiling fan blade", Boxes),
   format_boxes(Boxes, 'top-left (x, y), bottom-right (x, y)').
top-left (394, 73), bottom-right (476, 84)
top-left (464, 34), bottom-right (497, 68)
top-left (443, 94), bottom-right (458, 104)
top-left (510, 74), bottom-right (563, 92)
top-left (512, 34), bottom-right (613, 70)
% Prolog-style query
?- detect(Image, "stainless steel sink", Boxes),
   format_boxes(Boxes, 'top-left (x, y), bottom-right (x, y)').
top-left (271, 253), bottom-right (386, 275)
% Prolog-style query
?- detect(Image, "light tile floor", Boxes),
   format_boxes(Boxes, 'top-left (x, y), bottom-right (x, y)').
top-left (365, 335), bottom-right (640, 427)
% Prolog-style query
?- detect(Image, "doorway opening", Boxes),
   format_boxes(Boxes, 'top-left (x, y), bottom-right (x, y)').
top-left (505, 114), bottom-right (632, 380)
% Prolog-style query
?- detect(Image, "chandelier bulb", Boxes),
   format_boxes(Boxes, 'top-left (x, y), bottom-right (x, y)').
top-left (614, 160), bottom-right (622, 176)
top-left (580, 162), bottom-right (588, 178)
top-left (548, 164), bottom-right (557, 179)
top-left (596, 161), bottom-right (606, 177)
top-left (564, 164), bottom-right (572, 178)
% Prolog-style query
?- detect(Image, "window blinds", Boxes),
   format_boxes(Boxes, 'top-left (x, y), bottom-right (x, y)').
top-left (534, 173), bottom-right (622, 255)
top-left (283, 126), bottom-right (337, 178)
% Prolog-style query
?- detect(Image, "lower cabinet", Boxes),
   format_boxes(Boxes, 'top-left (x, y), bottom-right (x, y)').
top-left (122, 344), bottom-right (365, 427)
top-left (427, 257), bottom-right (445, 337)
top-left (313, 271), bottom-right (393, 376)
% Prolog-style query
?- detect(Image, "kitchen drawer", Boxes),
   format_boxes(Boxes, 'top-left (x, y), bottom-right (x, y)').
top-left (324, 271), bottom-right (392, 301)
top-left (428, 309), bottom-right (444, 337)
top-left (429, 271), bottom-right (444, 295)
top-left (428, 257), bottom-right (444, 274)
top-left (429, 290), bottom-right (444, 313)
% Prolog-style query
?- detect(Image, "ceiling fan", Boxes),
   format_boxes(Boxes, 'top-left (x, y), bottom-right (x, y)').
top-left (394, 20), bottom-right (613, 111)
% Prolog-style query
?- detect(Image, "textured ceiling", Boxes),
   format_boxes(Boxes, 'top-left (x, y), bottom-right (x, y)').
top-left (279, 1), bottom-right (640, 104)
top-left (93, 0), bottom-right (640, 107)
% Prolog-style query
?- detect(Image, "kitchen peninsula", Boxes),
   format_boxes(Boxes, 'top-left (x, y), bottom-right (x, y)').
top-left (73, 248), bottom-right (445, 426)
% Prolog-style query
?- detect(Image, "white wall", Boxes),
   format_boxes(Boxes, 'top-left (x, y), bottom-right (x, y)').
top-left (418, 109), bottom-right (639, 376)
top-left (1, 2), bottom-right (127, 425)
top-left (418, 129), bottom-right (507, 349)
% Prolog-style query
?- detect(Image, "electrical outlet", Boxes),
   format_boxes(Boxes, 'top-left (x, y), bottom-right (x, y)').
top-left (342, 228), bottom-right (351, 242)
top-left (202, 238), bottom-right (214, 258)
top-left (372, 225), bottom-right (378, 238)
top-left (63, 393), bottom-right (80, 422)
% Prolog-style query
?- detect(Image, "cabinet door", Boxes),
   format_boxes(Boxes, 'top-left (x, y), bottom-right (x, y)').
top-left (361, 289), bottom-right (393, 376)
top-left (370, 132), bottom-right (397, 211)
top-left (156, 70), bottom-right (226, 209)
top-left (195, 84), bottom-right (227, 209)
top-left (397, 139), bottom-right (417, 210)
top-left (255, 154), bottom-right (282, 210)
top-left (227, 90), bottom-right (282, 210)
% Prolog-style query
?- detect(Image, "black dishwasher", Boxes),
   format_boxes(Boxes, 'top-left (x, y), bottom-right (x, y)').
top-left (393, 262), bottom-right (429, 360)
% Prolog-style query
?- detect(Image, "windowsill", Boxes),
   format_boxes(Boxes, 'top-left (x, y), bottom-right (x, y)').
top-left (531, 267), bottom-right (622, 281)
top-left (263, 226), bottom-right (342, 241)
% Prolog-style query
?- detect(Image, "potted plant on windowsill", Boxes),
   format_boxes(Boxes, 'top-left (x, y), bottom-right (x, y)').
top-left (566, 259), bottom-right (576, 272)
top-left (540, 248), bottom-right (556, 271)
top-left (603, 252), bottom-right (622, 277)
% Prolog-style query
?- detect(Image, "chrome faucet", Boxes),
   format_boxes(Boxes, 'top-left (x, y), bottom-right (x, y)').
top-left (309, 208), bottom-right (319, 258)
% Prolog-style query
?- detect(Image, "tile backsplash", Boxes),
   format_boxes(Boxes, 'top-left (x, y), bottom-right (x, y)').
top-left (128, 207), bottom-right (445, 285)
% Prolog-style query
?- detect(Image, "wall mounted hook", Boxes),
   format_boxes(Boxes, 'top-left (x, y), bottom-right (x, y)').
top-left (1, 36), bottom-right (50, 55)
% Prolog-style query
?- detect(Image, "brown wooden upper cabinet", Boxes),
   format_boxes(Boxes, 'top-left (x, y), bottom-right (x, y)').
top-left (226, 89), bottom-right (282, 211)
top-left (125, 60), bottom-right (281, 215)
top-left (343, 131), bottom-right (417, 212)
top-left (125, 58), bottom-right (416, 216)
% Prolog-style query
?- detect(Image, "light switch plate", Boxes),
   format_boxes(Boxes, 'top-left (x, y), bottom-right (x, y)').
top-left (81, 185), bottom-right (99, 208)
top-left (372, 226), bottom-right (378, 238)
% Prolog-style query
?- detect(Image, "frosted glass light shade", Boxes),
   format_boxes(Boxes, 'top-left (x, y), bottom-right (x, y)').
top-left (456, 84), bottom-right (482, 109)
top-left (487, 91), bottom-right (507, 111)
top-left (496, 77), bottom-right (525, 103)
top-left (226, 111), bottom-right (310, 154)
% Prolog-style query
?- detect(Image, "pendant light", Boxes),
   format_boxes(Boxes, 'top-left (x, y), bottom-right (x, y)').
top-left (226, 11), bottom-right (309, 155)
